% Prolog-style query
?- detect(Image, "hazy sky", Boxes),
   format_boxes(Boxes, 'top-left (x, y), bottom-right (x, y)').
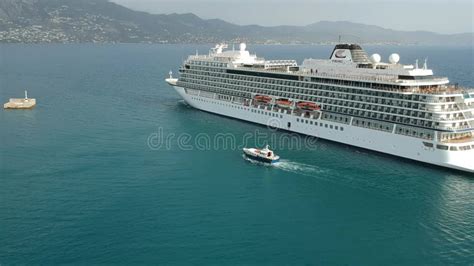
top-left (111, 0), bottom-right (473, 34)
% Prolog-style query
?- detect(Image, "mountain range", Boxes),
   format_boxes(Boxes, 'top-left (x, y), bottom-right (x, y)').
top-left (1, 0), bottom-right (472, 45)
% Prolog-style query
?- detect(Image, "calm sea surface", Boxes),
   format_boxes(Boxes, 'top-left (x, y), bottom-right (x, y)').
top-left (1, 44), bottom-right (473, 265)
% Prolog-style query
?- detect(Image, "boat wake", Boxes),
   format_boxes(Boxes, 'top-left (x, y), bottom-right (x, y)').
top-left (243, 155), bottom-right (326, 176)
top-left (273, 159), bottom-right (326, 175)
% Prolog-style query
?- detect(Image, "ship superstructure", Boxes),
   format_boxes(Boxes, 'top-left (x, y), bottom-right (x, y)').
top-left (166, 43), bottom-right (474, 172)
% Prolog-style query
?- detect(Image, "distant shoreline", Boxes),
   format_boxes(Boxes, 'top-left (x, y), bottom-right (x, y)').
top-left (2, 0), bottom-right (472, 46)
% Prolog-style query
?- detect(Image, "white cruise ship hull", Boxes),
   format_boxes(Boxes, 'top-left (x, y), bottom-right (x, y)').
top-left (171, 85), bottom-right (474, 173)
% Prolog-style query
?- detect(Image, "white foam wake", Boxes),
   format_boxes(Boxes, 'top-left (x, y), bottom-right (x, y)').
top-left (273, 159), bottom-right (325, 175)
top-left (243, 155), bottom-right (326, 176)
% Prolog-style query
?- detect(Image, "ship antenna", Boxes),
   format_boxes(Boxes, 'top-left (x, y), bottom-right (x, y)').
top-left (24, 89), bottom-right (28, 100)
top-left (338, 35), bottom-right (342, 43)
top-left (415, 59), bottom-right (419, 69)
top-left (423, 57), bottom-right (428, 69)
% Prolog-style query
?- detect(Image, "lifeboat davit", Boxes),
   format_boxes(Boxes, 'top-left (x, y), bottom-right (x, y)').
top-left (297, 101), bottom-right (320, 110)
top-left (275, 99), bottom-right (293, 108)
top-left (254, 95), bottom-right (272, 103)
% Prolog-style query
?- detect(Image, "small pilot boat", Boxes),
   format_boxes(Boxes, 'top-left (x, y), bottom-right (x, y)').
top-left (243, 145), bottom-right (280, 164)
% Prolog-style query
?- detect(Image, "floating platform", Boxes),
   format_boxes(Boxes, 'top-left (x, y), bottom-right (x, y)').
top-left (3, 90), bottom-right (36, 109)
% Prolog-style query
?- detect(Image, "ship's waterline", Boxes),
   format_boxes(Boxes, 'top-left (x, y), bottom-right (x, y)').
top-left (166, 43), bottom-right (474, 173)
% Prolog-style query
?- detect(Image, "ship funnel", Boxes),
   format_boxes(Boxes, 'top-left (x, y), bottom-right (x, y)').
top-left (330, 44), bottom-right (370, 63)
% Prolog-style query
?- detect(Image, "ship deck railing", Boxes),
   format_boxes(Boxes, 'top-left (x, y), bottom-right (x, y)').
top-left (303, 71), bottom-right (399, 83)
top-left (237, 67), bottom-right (471, 94)
top-left (184, 56), bottom-right (472, 95)
top-left (435, 124), bottom-right (473, 131)
top-left (300, 72), bottom-right (461, 94)
top-left (414, 85), bottom-right (471, 95)
top-left (300, 69), bottom-right (448, 85)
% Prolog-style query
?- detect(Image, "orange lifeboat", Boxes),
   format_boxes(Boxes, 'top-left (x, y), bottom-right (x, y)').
top-left (275, 99), bottom-right (292, 108)
top-left (254, 95), bottom-right (272, 103)
top-left (297, 101), bottom-right (320, 110)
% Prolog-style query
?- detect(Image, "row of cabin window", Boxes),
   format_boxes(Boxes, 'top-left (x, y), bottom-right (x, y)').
top-left (251, 109), bottom-right (284, 118)
top-left (324, 104), bottom-right (435, 128)
top-left (191, 96), bottom-right (284, 119)
top-left (182, 68), bottom-right (457, 103)
top-left (395, 125), bottom-right (434, 140)
top-left (180, 75), bottom-right (446, 118)
top-left (296, 118), bottom-right (345, 131)
top-left (189, 61), bottom-right (227, 68)
top-left (183, 81), bottom-right (439, 129)
top-left (181, 78), bottom-right (434, 119)
top-left (191, 94), bottom-right (438, 141)
top-left (181, 82), bottom-right (446, 131)
top-left (194, 82), bottom-right (469, 131)
top-left (433, 144), bottom-right (474, 151)
top-left (189, 66), bottom-right (413, 97)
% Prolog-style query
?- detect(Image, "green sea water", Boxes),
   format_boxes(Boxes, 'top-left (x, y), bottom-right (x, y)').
top-left (1, 44), bottom-right (473, 264)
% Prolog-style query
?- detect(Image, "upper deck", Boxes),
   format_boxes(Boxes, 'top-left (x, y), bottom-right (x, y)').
top-left (184, 43), bottom-right (473, 96)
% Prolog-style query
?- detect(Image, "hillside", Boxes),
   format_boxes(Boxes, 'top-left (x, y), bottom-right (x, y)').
top-left (0, 0), bottom-right (472, 45)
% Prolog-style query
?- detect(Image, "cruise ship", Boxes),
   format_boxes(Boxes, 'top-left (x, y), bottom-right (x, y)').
top-left (166, 43), bottom-right (474, 173)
